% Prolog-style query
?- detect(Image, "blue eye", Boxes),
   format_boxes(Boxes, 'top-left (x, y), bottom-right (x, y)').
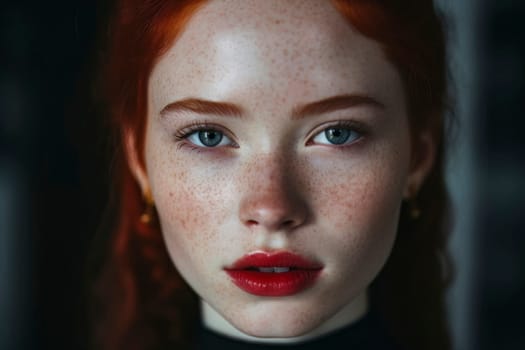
top-left (312, 125), bottom-right (361, 146)
top-left (186, 129), bottom-right (233, 147)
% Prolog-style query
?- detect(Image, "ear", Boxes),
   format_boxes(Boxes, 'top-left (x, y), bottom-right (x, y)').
top-left (403, 130), bottom-right (436, 199)
top-left (124, 127), bottom-right (151, 196)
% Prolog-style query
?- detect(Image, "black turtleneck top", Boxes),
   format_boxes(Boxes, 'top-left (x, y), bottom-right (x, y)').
top-left (197, 312), bottom-right (400, 349)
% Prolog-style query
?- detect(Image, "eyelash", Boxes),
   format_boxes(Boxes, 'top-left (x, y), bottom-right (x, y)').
top-left (173, 121), bottom-right (237, 150)
top-left (306, 120), bottom-right (367, 147)
top-left (173, 120), bottom-right (367, 150)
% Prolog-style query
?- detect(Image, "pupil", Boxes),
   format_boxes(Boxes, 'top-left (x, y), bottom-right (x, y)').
top-left (199, 130), bottom-right (223, 147)
top-left (325, 128), bottom-right (350, 144)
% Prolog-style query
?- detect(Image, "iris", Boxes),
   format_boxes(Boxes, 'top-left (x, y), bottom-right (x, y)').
top-left (325, 128), bottom-right (352, 145)
top-left (198, 130), bottom-right (223, 147)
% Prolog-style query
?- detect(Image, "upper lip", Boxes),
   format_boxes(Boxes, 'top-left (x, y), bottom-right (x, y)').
top-left (225, 251), bottom-right (323, 270)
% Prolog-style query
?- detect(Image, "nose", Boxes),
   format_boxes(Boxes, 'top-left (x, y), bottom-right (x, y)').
top-left (238, 155), bottom-right (308, 232)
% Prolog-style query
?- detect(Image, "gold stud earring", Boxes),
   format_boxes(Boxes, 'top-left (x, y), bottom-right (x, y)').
top-left (140, 189), bottom-right (155, 224)
top-left (407, 186), bottom-right (421, 220)
top-left (409, 196), bottom-right (421, 220)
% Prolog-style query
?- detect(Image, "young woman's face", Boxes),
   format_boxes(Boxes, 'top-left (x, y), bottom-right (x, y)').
top-left (136, 0), bottom-right (428, 338)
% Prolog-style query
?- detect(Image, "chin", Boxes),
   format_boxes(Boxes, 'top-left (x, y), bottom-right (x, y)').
top-left (237, 322), bottom-right (318, 339)
top-left (240, 323), bottom-right (312, 339)
top-left (227, 301), bottom-right (326, 339)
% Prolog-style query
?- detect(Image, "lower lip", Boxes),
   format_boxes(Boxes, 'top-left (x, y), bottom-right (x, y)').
top-left (226, 269), bottom-right (322, 297)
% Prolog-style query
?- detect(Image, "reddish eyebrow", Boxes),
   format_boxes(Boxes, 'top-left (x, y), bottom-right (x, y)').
top-left (160, 98), bottom-right (244, 118)
top-left (291, 94), bottom-right (384, 119)
top-left (160, 94), bottom-right (384, 119)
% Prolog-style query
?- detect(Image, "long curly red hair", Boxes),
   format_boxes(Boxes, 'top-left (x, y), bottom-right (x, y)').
top-left (93, 1), bottom-right (453, 349)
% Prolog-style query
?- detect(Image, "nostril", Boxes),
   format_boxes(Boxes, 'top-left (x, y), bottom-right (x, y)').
top-left (244, 219), bottom-right (295, 230)
top-left (246, 219), bottom-right (258, 227)
top-left (282, 219), bottom-right (295, 228)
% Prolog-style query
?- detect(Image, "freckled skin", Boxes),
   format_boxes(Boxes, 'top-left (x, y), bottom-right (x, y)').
top-left (141, 0), bottom-right (418, 339)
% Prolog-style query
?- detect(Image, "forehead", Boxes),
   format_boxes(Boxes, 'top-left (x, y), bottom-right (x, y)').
top-left (149, 0), bottom-right (402, 113)
top-left (188, 0), bottom-right (348, 42)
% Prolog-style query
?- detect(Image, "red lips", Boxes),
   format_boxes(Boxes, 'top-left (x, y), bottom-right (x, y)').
top-left (225, 251), bottom-right (323, 296)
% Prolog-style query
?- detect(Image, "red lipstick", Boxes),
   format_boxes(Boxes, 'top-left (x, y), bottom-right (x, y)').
top-left (225, 251), bottom-right (323, 297)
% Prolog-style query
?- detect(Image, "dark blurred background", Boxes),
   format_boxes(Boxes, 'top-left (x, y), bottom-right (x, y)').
top-left (1, 1), bottom-right (107, 349)
top-left (1, 1), bottom-right (524, 349)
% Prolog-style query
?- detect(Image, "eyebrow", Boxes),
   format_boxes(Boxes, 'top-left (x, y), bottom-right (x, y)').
top-left (291, 94), bottom-right (384, 120)
top-left (160, 98), bottom-right (244, 118)
top-left (159, 94), bottom-right (384, 119)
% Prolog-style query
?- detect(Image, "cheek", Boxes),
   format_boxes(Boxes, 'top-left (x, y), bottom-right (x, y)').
top-left (308, 147), bottom-right (408, 263)
top-left (146, 147), bottom-right (235, 269)
top-left (156, 171), bottom-right (224, 235)
top-left (306, 165), bottom-right (404, 299)
top-left (323, 170), bottom-right (403, 232)
top-left (313, 160), bottom-right (405, 225)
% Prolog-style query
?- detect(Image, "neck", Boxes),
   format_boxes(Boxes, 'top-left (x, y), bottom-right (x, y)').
top-left (201, 292), bottom-right (368, 345)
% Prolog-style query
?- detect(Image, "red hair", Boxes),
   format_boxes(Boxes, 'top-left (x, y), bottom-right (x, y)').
top-left (93, 1), bottom-right (452, 349)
